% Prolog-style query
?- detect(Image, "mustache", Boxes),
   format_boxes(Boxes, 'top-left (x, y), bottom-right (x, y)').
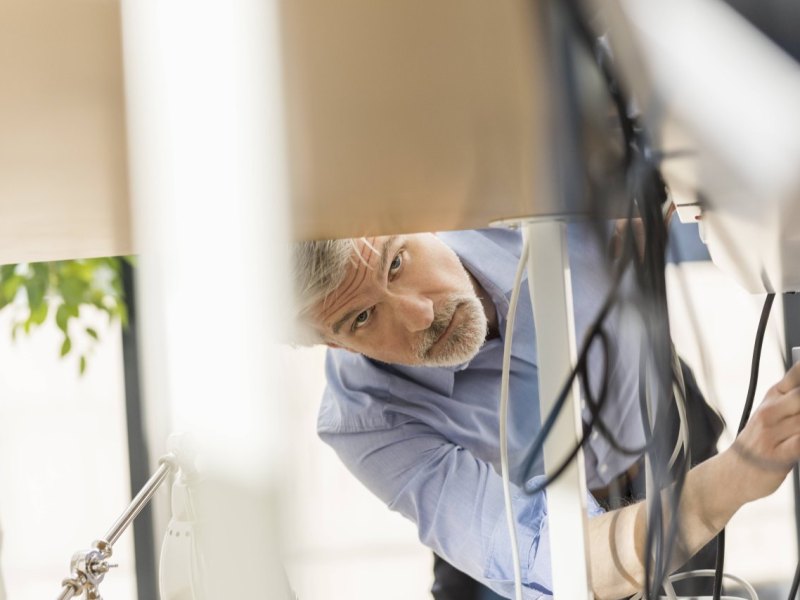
top-left (414, 296), bottom-right (470, 359)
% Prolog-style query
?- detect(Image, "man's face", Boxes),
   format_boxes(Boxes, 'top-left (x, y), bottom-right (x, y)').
top-left (311, 234), bottom-right (488, 367)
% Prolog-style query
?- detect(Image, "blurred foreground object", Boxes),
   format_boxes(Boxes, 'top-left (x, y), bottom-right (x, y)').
top-left (0, 0), bottom-right (131, 265)
top-left (0, 520), bottom-right (5, 600)
top-left (597, 0), bottom-right (800, 293)
top-left (121, 0), bottom-right (292, 597)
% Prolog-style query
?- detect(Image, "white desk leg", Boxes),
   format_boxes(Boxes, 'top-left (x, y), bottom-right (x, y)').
top-left (0, 519), bottom-right (6, 600)
top-left (525, 221), bottom-right (593, 600)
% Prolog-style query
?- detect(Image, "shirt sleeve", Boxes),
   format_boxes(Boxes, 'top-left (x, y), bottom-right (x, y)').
top-left (320, 414), bottom-right (604, 599)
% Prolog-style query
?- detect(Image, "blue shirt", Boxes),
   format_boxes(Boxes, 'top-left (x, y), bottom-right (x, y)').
top-left (318, 226), bottom-right (643, 599)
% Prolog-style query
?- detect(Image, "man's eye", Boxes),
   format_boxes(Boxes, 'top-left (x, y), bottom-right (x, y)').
top-left (389, 253), bottom-right (403, 273)
top-left (353, 308), bottom-right (372, 330)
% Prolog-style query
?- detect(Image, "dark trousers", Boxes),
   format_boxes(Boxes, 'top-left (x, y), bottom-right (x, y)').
top-left (430, 360), bottom-right (724, 600)
top-left (431, 553), bottom-right (505, 600)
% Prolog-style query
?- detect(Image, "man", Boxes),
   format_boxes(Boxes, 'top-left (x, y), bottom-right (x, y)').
top-left (293, 226), bottom-right (793, 599)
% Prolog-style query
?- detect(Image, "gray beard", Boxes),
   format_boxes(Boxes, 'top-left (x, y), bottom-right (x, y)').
top-left (414, 295), bottom-right (488, 367)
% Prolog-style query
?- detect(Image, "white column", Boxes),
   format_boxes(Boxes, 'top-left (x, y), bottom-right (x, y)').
top-left (0, 519), bottom-right (6, 600)
top-left (525, 220), bottom-right (593, 599)
top-left (120, 0), bottom-right (292, 596)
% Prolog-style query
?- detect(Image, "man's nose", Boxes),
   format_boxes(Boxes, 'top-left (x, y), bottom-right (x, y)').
top-left (393, 294), bottom-right (434, 332)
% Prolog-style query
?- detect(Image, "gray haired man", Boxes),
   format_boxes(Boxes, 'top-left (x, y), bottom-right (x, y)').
top-left (293, 226), bottom-right (792, 599)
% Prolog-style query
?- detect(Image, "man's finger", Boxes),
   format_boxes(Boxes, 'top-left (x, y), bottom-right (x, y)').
top-left (776, 362), bottom-right (800, 395)
top-left (758, 387), bottom-right (800, 425)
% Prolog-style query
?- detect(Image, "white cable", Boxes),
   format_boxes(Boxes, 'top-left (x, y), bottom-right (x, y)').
top-left (668, 569), bottom-right (759, 600)
top-left (668, 345), bottom-right (690, 470)
top-left (499, 238), bottom-right (530, 600)
top-left (667, 381), bottom-right (688, 470)
top-left (643, 350), bottom-right (688, 473)
top-left (662, 577), bottom-right (679, 600)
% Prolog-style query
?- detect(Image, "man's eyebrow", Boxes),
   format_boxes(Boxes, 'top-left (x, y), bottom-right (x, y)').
top-left (332, 308), bottom-right (361, 335)
top-left (330, 236), bottom-right (400, 336)
top-left (379, 235), bottom-right (399, 277)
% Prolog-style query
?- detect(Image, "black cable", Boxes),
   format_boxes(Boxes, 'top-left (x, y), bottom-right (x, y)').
top-left (711, 293), bottom-right (776, 600)
top-left (527, 7), bottom-right (695, 597)
top-left (623, 133), bottom-right (685, 599)
top-left (794, 464), bottom-right (800, 571)
top-left (639, 336), bottom-right (694, 599)
top-left (521, 210), bottom-right (674, 497)
top-left (519, 216), bottom-right (639, 484)
top-left (562, 0), bottom-right (637, 168)
top-left (789, 558), bottom-right (800, 600)
top-left (712, 530), bottom-right (726, 600)
top-left (523, 326), bottom-right (643, 496)
top-left (737, 294), bottom-right (777, 434)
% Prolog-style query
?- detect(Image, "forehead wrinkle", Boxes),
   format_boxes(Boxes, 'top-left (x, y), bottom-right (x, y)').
top-left (319, 240), bottom-right (376, 321)
top-left (327, 235), bottom-right (395, 333)
top-left (333, 238), bottom-right (374, 301)
top-left (317, 238), bottom-right (371, 314)
top-left (321, 263), bottom-right (369, 322)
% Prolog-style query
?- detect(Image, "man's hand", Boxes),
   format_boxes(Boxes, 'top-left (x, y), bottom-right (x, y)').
top-left (589, 362), bottom-right (800, 600)
top-left (725, 361), bottom-right (800, 504)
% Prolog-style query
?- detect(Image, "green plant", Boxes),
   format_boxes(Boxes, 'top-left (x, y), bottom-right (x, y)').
top-left (0, 257), bottom-right (130, 374)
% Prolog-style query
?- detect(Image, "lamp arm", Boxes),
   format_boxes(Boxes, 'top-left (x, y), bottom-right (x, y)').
top-left (56, 455), bottom-right (177, 600)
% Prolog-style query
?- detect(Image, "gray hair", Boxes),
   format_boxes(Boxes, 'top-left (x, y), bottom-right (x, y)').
top-left (292, 238), bottom-right (360, 345)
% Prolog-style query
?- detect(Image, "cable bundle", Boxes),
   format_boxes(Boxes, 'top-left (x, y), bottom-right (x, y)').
top-left (496, 2), bottom-right (779, 598)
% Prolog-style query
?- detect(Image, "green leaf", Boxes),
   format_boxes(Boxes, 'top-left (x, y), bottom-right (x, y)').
top-left (2, 275), bottom-right (23, 300)
top-left (117, 303), bottom-right (129, 328)
top-left (55, 304), bottom-right (70, 333)
top-left (0, 264), bottom-right (17, 280)
top-left (6, 257), bottom-right (129, 367)
top-left (31, 262), bottom-right (49, 281)
top-left (24, 278), bottom-right (46, 310)
top-left (58, 277), bottom-right (89, 305)
top-left (29, 301), bottom-right (48, 325)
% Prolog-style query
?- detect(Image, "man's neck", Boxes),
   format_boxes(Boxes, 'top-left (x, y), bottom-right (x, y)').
top-left (467, 271), bottom-right (499, 340)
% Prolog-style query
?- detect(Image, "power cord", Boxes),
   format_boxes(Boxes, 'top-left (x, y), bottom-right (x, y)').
top-left (499, 238), bottom-right (530, 600)
top-left (711, 293), bottom-right (775, 600)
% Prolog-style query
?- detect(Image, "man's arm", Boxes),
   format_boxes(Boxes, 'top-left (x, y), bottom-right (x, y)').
top-left (589, 362), bottom-right (800, 600)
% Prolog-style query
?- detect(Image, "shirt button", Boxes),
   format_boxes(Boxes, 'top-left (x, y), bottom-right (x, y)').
top-left (590, 431), bottom-right (599, 441)
top-left (599, 463), bottom-right (608, 474)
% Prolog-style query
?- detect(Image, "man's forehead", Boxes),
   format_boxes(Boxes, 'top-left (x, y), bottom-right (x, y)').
top-left (313, 236), bottom-right (384, 322)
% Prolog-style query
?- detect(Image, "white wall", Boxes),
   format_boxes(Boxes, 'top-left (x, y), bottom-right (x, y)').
top-left (0, 305), bottom-right (431, 600)
top-left (667, 261), bottom-right (795, 586)
top-left (279, 346), bottom-right (432, 600)
top-left (0, 303), bottom-right (136, 599)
